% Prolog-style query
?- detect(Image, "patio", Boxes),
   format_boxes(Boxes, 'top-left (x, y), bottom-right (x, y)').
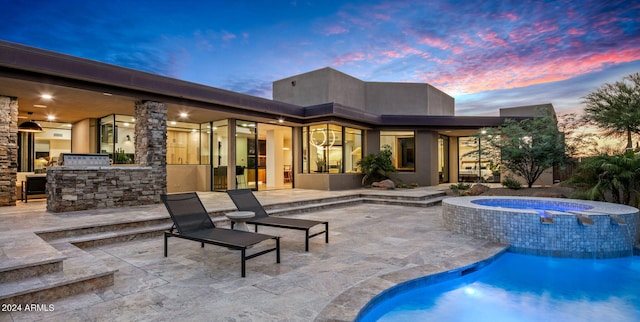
top-left (0, 188), bottom-right (505, 321)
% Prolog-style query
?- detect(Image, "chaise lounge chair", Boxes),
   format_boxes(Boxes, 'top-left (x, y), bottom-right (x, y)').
top-left (161, 192), bottom-right (280, 277)
top-left (226, 189), bottom-right (328, 252)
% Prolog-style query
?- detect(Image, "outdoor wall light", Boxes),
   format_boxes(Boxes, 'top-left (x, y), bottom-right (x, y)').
top-left (18, 112), bottom-right (43, 132)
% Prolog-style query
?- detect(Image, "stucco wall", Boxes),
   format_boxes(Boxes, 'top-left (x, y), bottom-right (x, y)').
top-left (274, 68), bottom-right (366, 110)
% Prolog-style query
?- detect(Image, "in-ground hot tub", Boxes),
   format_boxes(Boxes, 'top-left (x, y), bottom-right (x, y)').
top-left (442, 196), bottom-right (640, 258)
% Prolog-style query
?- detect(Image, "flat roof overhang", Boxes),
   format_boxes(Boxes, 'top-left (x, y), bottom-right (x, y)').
top-left (0, 40), bottom-right (528, 131)
top-left (0, 41), bottom-right (305, 124)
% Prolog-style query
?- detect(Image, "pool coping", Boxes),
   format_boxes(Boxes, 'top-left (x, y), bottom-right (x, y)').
top-left (443, 196), bottom-right (640, 215)
top-left (314, 242), bottom-right (509, 322)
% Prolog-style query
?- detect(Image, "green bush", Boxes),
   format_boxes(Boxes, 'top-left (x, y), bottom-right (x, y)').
top-left (501, 175), bottom-right (522, 190)
top-left (450, 182), bottom-right (471, 195)
top-left (356, 145), bottom-right (396, 186)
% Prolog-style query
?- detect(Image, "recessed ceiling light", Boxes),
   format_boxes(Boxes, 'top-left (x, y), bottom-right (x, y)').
top-left (33, 104), bottom-right (47, 108)
top-left (41, 94), bottom-right (53, 100)
top-left (170, 121), bottom-right (176, 125)
top-left (179, 112), bottom-right (188, 118)
top-left (123, 122), bottom-right (129, 127)
top-left (47, 115), bottom-right (56, 121)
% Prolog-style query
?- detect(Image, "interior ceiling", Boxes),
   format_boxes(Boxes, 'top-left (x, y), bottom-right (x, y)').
top-left (3, 77), bottom-right (264, 126)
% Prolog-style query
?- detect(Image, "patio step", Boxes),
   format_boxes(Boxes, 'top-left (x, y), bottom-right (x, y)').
top-left (0, 244), bottom-right (116, 305)
top-left (0, 233), bottom-right (66, 284)
top-left (261, 190), bottom-right (447, 213)
top-left (362, 194), bottom-right (448, 207)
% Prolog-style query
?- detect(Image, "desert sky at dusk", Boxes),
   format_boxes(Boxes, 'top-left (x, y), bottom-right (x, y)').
top-left (2, 0), bottom-right (639, 117)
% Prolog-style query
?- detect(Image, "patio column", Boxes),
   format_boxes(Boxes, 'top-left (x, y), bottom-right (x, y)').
top-left (134, 100), bottom-right (167, 200)
top-left (0, 96), bottom-right (18, 206)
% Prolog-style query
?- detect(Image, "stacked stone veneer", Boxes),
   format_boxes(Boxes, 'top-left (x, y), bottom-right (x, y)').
top-left (443, 196), bottom-right (640, 258)
top-left (46, 166), bottom-right (158, 212)
top-left (46, 101), bottom-right (167, 212)
top-left (0, 96), bottom-right (18, 206)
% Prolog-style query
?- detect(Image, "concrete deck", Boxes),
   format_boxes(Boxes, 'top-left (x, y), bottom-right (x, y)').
top-left (0, 187), bottom-right (506, 321)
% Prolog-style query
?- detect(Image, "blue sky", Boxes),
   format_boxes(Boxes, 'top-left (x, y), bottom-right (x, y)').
top-left (2, 0), bottom-right (639, 116)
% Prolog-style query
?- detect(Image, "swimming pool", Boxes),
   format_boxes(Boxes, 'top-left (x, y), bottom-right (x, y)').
top-left (443, 197), bottom-right (639, 258)
top-left (357, 252), bottom-right (640, 321)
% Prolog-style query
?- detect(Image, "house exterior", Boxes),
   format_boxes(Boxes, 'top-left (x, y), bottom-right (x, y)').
top-left (0, 40), bottom-right (554, 211)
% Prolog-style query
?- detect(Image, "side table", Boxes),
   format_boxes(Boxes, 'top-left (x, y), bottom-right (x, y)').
top-left (226, 211), bottom-right (255, 232)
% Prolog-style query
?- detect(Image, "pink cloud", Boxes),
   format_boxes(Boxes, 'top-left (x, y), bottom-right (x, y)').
top-left (381, 50), bottom-right (403, 58)
top-left (332, 51), bottom-right (367, 66)
top-left (503, 13), bottom-right (518, 21)
top-left (532, 21), bottom-right (558, 34)
top-left (421, 48), bottom-right (640, 95)
top-left (477, 32), bottom-right (508, 47)
top-left (419, 37), bottom-right (450, 50)
top-left (567, 28), bottom-right (585, 35)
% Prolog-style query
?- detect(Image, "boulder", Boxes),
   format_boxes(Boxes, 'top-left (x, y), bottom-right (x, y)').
top-left (371, 179), bottom-right (395, 189)
top-left (468, 184), bottom-right (490, 196)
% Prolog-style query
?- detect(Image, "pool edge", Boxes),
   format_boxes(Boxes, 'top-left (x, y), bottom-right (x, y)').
top-left (314, 242), bottom-right (508, 322)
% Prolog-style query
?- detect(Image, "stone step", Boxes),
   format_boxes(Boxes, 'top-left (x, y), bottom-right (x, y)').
top-left (45, 223), bottom-right (171, 249)
top-left (260, 190), bottom-right (446, 212)
top-left (362, 195), bottom-right (448, 207)
top-left (36, 217), bottom-right (173, 242)
top-left (0, 232), bottom-right (67, 283)
top-left (0, 245), bottom-right (116, 305)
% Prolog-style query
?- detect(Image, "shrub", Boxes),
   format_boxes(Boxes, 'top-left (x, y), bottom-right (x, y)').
top-left (356, 145), bottom-right (396, 186)
top-left (501, 175), bottom-right (522, 190)
top-left (450, 182), bottom-right (471, 195)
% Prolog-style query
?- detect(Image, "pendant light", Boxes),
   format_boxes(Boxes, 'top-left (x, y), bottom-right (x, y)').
top-left (18, 112), bottom-right (43, 133)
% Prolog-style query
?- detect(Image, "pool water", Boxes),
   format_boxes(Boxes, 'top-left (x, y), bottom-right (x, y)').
top-left (358, 253), bottom-right (640, 321)
top-left (471, 198), bottom-right (593, 212)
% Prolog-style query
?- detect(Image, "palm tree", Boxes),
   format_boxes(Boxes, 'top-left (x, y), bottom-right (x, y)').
top-left (571, 150), bottom-right (640, 206)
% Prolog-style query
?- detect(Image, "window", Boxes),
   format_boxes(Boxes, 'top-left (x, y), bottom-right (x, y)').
top-left (212, 120), bottom-right (228, 191)
top-left (458, 135), bottom-right (498, 183)
top-left (344, 127), bottom-right (362, 173)
top-left (19, 122), bottom-right (72, 172)
top-left (303, 124), bottom-right (362, 173)
top-left (167, 120), bottom-right (202, 164)
top-left (380, 131), bottom-right (415, 171)
top-left (438, 135), bottom-right (449, 183)
top-left (100, 114), bottom-right (135, 164)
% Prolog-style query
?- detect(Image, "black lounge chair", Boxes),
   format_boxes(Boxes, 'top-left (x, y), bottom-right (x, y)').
top-left (161, 192), bottom-right (280, 277)
top-left (227, 189), bottom-right (328, 251)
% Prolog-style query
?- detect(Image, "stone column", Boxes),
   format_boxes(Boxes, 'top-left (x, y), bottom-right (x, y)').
top-left (0, 96), bottom-right (18, 206)
top-left (134, 100), bottom-right (167, 200)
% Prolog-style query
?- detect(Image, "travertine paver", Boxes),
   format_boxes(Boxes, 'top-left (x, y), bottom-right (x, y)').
top-left (0, 188), bottom-right (505, 321)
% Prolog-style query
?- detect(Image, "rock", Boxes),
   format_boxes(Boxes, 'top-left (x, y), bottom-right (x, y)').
top-left (468, 184), bottom-right (490, 196)
top-left (371, 179), bottom-right (395, 189)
